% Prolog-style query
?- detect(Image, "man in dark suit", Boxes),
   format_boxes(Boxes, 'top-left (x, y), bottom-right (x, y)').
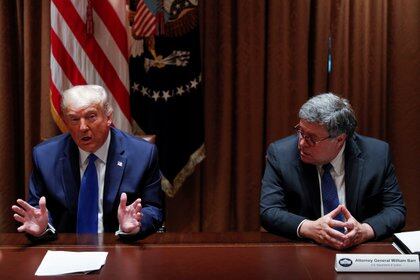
top-left (12, 85), bottom-right (163, 240)
top-left (260, 93), bottom-right (406, 249)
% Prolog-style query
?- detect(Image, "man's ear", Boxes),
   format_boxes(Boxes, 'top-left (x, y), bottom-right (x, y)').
top-left (336, 133), bottom-right (347, 144)
top-left (107, 112), bottom-right (113, 126)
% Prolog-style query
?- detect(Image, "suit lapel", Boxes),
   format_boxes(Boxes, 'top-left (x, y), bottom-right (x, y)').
top-left (344, 136), bottom-right (365, 217)
top-left (59, 136), bottom-right (80, 213)
top-left (296, 156), bottom-right (321, 219)
top-left (304, 164), bottom-right (321, 218)
top-left (103, 128), bottom-right (126, 215)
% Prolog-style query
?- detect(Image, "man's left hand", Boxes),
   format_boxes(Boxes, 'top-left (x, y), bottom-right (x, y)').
top-left (118, 193), bottom-right (142, 234)
top-left (341, 205), bottom-right (375, 248)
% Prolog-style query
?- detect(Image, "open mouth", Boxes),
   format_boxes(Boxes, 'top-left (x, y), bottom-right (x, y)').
top-left (80, 136), bottom-right (92, 142)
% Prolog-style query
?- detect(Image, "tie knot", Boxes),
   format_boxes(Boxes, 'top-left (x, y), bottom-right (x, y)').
top-left (323, 163), bottom-right (333, 172)
top-left (87, 153), bottom-right (97, 163)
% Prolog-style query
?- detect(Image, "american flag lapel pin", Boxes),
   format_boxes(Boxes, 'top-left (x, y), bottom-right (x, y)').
top-left (117, 161), bottom-right (123, 167)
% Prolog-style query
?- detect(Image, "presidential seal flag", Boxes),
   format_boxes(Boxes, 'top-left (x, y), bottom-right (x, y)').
top-left (50, 0), bottom-right (131, 132)
top-left (128, 0), bottom-right (204, 197)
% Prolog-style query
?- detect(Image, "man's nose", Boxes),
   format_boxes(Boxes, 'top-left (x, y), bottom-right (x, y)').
top-left (298, 136), bottom-right (310, 148)
top-left (79, 119), bottom-right (89, 131)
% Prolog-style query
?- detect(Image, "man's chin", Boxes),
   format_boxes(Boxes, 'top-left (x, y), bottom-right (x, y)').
top-left (78, 143), bottom-right (96, 153)
top-left (300, 156), bottom-right (325, 166)
top-left (300, 153), bottom-right (316, 165)
top-left (301, 158), bottom-right (315, 165)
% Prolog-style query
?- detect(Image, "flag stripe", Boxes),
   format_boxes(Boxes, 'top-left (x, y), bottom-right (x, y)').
top-left (134, 4), bottom-right (147, 21)
top-left (92, 0), bottom-right (128, 59)
top-left (137, 19), bottom-right (156, 36)
top-left (104, 0), bottom-right (126, 24)
top-left (137, 13), bottom-right (154, 31)
top-left (133, 0), bottom-right (156, 37)
top-left (51, 4), bottom-right (117, 90)
top-left (91, 11), bottom-right (129, 91)
top-left (142, 20), bottom-right (156, 35)
top-left (68, 1), bottom-right (128, 83)
top-left (51, 29), bottom-right (87, 86)
top-left (50, 52), bottom-right (73, 97)
top-left (52, 0), bottom-right (131, 121)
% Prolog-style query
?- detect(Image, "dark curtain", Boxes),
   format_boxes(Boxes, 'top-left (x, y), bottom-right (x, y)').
top-left (328, 0), bottom-right (420, 231)
top-left (0, 1), bottom-right (58, 231)
top-left (0, 1), bottom-right (23, 231)
top-left (386, 0), bottom-right (420, 231)
top-left (199, 0), bottom-right (311, 231)
top-left (0, 0), bottom-right (418, 233)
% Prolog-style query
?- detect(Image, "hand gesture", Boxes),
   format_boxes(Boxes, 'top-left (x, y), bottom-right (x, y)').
top-left (118, 193), bottom-right (142, 234)
top-left (299, 205), bottom-right (349, 250)
top-left (340, 205), bottom-right (375, 248)
top-left (11, 197), bottom-right (49, 237)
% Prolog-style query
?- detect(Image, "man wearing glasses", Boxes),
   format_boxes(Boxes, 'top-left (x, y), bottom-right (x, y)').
top-left (260, 93), bottom-right (405, 249)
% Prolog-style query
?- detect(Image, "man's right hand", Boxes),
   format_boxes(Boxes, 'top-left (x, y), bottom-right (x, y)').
top-left (299, 205), bottom-right (349, 250)
top-left (11, 196), bottom-right (49, 237)
top-left (117, 193), bottom-right (142, 235)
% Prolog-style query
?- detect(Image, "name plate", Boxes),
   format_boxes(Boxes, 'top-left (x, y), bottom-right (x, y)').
top-left (335, 254), bottom-right (419, 272)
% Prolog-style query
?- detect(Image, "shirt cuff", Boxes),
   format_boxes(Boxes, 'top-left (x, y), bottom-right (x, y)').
top-left (115, 225), bottom-right (139, 236)
top-left (296, 219), bottom-right (307, 238)
top-left (40, 223), bottom-right (56, 236)
top-left (26, 223), bottom-right (56, 242)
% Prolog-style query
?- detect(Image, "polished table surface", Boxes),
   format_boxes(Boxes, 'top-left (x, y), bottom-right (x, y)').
top-left (0, 232), bottom-right (418, 279)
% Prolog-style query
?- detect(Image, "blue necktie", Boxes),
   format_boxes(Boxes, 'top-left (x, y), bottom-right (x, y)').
top-left (321, 163), bottom-right (345, 224)
top-left (77, 154), bottom-right (98, 234)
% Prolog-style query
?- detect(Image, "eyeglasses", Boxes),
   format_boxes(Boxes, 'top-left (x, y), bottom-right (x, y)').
top-left (294, 124), bottom-right (331, 146)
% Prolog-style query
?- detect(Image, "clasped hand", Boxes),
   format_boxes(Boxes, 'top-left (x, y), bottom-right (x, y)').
top-left (299, 205), bottom-right (374, 250)
top-left (11, 193), bottom-right (143, 236)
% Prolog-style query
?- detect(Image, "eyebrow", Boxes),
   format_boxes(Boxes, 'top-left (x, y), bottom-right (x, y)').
top-left (66, 109), bottom-right (98, 118)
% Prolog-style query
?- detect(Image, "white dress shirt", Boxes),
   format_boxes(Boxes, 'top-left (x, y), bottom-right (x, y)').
top-left (78, 132), bottom-right (111, 233)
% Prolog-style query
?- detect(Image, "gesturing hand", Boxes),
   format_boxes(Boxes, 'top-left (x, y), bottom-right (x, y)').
top-left (299, 205), bottom-right (349, 250)
top-left (118, 193), bottom-right (142, 234)
top-left (11, 197), bottom-right (49, 237)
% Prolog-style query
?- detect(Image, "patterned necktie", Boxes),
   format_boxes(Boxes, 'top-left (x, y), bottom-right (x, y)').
top-left (77, 153), bottom-right (98, 234)
top-left (321, 163), bottom-right (345, 224)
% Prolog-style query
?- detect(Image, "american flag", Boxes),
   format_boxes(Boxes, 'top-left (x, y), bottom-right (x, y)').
top-left (50, 0), bottom-right (131, 132)
top-left (132, 0), bottom-right (157, 38)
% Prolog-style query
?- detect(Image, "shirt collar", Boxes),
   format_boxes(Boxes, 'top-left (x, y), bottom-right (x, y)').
top-left (329, 142), bottom-right (346, 175)
top-left (316, 142), bottom-right (346, 175)
top-left (79, 131), bottom-right (111, 165)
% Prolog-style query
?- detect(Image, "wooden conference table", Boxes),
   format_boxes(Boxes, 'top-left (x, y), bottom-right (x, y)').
top-left (0, 232), bottom-right (418, 279)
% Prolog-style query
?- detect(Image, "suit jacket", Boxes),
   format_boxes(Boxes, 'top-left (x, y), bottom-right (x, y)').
top-left (260, 133), bottom-right (406, 240)
top-left (28, 127), bottom-right (163, 239)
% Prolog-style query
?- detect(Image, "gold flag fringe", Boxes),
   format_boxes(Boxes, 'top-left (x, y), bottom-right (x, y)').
top-left (50, 91), bottom-right (67, 133)
top-left (162, 144), bottom-right (205, 197)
